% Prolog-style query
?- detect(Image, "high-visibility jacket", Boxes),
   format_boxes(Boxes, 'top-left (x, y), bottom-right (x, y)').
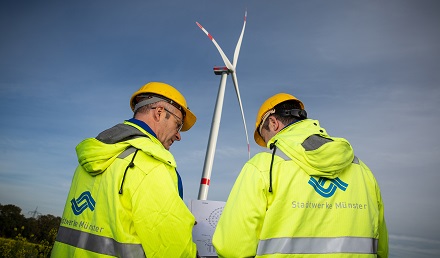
top-left (51, 120), bottom-right (197, 257)
top-left (212, 119), bottom-right (388, 258)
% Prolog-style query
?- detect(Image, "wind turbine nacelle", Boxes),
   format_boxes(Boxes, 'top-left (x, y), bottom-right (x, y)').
top-left (213, 66), bottom-right (230, 75)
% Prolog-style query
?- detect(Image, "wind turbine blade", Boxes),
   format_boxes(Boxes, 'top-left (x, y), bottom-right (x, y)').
top-left (231, 72), bottom-right (250, 159)
top-left (233, 10), bottom-right (247, 67)
top-left (196, 22), bottom-right (234, 71)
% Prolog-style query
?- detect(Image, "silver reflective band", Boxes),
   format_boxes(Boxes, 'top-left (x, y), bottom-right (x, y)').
top-left (56, 226), bottom-right (145, 258)
top-left (352, 155), bottom-right (359, 164)
top-left (118, 146), bottom-right (138, 159)
top-left (257, 237), bottom-right (378, 255)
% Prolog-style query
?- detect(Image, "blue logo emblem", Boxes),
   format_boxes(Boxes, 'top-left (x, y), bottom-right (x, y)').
top-left (308, 177), bottom-right (348, 198)
top-left (70, 191), bottom-right (96, 215)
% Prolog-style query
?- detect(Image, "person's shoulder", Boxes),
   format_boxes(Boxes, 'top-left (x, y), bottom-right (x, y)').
top-left (251, 151), bottom-right (273, 160)
top-left (246, 151), bottom-right (275, 168)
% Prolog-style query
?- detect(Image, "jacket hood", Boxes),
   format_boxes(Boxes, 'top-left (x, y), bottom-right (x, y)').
top-left (268, 119), bottom-right (354, 179)
top-left (76, 122), bottom-right (176, 176)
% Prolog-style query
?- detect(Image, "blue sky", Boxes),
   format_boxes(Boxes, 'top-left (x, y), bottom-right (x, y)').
top-left (1, 0), bottom-right (439, 256)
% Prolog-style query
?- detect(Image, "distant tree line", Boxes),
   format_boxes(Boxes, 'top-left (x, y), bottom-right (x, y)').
top-left (0, 203), bottom-right (60, 245)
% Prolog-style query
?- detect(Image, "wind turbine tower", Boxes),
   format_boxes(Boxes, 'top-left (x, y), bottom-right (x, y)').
top-left (196, 11), bottom-right (250, 200)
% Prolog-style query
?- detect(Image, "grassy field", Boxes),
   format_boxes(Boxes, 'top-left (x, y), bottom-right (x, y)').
top-left (0, 236), bottom-right (52, 258)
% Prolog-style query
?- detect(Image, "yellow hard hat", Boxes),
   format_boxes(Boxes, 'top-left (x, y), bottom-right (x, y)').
top-left (130, 82), bottom-right (197, 131)
top-left (254, 93), bottom-right (304, 147)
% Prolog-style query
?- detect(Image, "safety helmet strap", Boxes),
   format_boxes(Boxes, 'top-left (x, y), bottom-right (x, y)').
top-left (279, 109), bottom-right (307, 119)
top-left (133, 96), bottom-right (164, 113)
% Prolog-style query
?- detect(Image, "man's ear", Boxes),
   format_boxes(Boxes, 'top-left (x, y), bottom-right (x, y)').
top-left (152, 107), bottom-right (162, 122)
top-left (268, 116), bottom-right (280, 132)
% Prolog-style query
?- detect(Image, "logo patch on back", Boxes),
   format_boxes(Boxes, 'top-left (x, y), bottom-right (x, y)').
top-left (70, 191), bottom-right (96, 215)
top-left (308, 177), bottom-right (348, 198)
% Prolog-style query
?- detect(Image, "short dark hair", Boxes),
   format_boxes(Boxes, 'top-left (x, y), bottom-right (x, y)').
top-left (260, 100), bottom-right (305, 132)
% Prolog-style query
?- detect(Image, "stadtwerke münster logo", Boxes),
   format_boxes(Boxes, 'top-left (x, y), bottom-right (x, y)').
top-left (308, 177), bottom-right (348, 198)
top-left (70, 191), bottom-right (96, 215)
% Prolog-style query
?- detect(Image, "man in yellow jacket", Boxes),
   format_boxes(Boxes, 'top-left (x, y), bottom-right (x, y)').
top-left (51, 82), bottom-right (199, 257)
top-left (212, 93), bottom-right (388, 257)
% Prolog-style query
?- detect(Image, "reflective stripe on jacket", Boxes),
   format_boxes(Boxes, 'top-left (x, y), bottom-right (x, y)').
top-left (51, 121), bottom-right (197, 257)
top-left (212, 119), bottom-right (388, 258)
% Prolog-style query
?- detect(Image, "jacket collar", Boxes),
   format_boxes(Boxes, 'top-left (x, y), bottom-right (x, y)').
top-left (126, 118), bottom-right (157, 138)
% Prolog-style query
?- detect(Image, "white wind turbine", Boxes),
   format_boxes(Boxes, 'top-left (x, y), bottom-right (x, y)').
top-left (196, 11), bottom-right (250, 200)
